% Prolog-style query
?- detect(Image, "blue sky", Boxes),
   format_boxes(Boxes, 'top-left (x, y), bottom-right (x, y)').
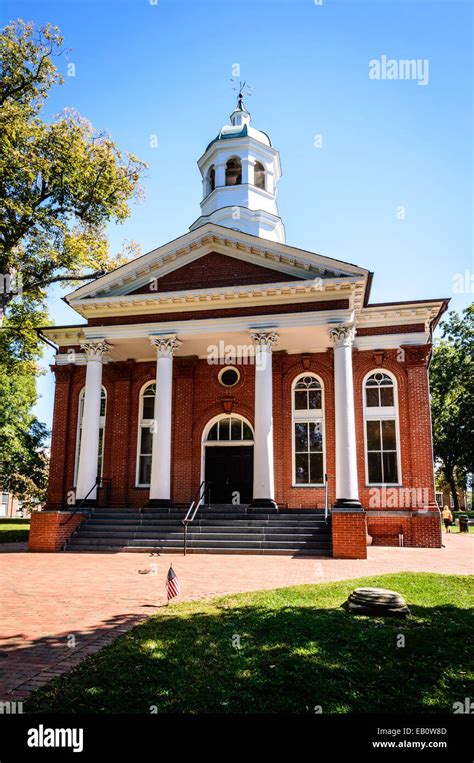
top-left (2, 0), bottom-right (473, 432)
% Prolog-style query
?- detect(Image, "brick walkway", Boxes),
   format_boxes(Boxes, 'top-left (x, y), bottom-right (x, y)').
top-left (0, 534), bottom-right (472, 701)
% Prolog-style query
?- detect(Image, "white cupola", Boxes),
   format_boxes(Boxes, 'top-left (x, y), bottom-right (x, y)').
top-left (189, 93), bottom-right (285, 243)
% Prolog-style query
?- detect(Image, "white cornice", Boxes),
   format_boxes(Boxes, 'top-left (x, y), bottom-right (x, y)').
top-left (43, 308), bottom-right (353, 346)
top-left (354, 333), bottom-right (429, 350)
top-left (68, 278), bottom-right (365, 319)
top-left (358, 302), bottom-right (444, 332)
top-left (65, 224), bottom-right (369, 303)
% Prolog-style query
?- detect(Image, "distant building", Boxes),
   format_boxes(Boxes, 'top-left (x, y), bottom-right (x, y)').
top-left (0, 493), bottom-right (24, 518)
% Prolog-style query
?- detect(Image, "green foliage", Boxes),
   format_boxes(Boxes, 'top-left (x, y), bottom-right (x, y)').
top-left (430, 305), bottom-right (474, 509)
top-left (0, 522), bottom-right (30, 542)
top-left (0, 19), bottom-right (147, 316)
top-left (0, 298), bottom-right (49, 506)
top-left (0, 20), bottom-right (147, 502)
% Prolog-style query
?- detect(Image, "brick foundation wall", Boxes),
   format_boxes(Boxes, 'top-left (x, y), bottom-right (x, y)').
top-left (332, 509), bottom-right (368, 559)
top-left (366, 511), bottom-right (442, 548)
top-left (29, 511), bottom-right (86, 552)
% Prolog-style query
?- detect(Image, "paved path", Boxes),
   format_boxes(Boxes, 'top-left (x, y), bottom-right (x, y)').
top-left (0, 534), bottom-right (472, 701)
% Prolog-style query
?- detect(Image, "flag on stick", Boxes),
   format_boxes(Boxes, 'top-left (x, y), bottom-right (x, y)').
top-left (166, 564), bottom-right (180, 602)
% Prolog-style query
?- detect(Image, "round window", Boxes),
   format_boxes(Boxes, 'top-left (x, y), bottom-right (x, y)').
top-left (218, 367), bottom-right (240, 387)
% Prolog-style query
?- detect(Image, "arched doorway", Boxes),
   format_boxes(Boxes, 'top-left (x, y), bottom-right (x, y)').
top-left (202, 414), bottom-right (254, 503)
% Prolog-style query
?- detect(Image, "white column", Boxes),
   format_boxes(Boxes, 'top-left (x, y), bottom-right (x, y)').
top-left (215, 163), bottom-right (225, 188)
top-left (328, 324), bottom-right (361, 508)
top-left (250, 330), bottom-right (278, 508)
top-left (75, 340), bottom-right (110, 502)
top-left (242, 157), bottom-right (252, 185)
top-left (149, 335), bottom-right (181, 505)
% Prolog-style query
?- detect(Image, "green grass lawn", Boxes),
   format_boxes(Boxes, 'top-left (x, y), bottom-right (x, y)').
top-left (25, 573), bottom-right (473, 714)
top-left (448, 525), bottom-right (474, 534)
top-left (0, 520), bottom-right (30, 543)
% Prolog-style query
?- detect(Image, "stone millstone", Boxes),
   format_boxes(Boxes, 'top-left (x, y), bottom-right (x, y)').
top-left (346, 587), bottom-right (410, 618)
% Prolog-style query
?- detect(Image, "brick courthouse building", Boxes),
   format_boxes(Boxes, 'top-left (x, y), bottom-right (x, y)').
top-left (31, 96), bottom-right (448, 557)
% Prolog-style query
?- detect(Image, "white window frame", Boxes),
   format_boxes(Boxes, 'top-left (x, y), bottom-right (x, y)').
top-left (291, 373), bottom-right (326, 487)
top-left (73, 386), bottom-right (107, 486)
top-left (362, 369), bottom-right (402, 486)
top-left (135, 381), bottom-right (156, 487)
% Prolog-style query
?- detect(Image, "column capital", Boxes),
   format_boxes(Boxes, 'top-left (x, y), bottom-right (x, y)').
top-left (250, 329), bottom-right (279, 350)
top-left (328, 324), bottom-right (355, 348)
top-left (80, 340), bottom-right (111, 362)
top-left (150, 334), bottom-right (181, 358)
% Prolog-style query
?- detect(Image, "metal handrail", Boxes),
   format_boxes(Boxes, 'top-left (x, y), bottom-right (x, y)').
top-left (62, 477), bottom-right (112, 524)
top-left (324, 473), bottom-right (329, 522)
top-left (182, 480), bottom-right (211, 555)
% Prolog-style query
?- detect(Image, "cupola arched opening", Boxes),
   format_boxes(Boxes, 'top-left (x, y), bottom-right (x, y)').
top-left (225, 156), bottom-right (242, 186)
top-left (254, 161), bottom-right (265, 190)
top-left (206, 165), bottom-right (215, 195)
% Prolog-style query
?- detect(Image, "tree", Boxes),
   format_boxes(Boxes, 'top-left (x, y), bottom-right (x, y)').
top-left (0, 19), bottom-right (147, 503)
top-left (0, 298), bottom-right (49, 508)
top-left (0, 19), bottom-right (147, 322)
top-left (430, 305), bottom-right (474, 511)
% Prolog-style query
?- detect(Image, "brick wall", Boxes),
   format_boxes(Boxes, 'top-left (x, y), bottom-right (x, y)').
top-left (366, 511), bottom-right (441, 548)
top-left (29, 511), bottom-right (86, 552)
top-left (45, 345), bottom-right (438, 552)
top-left (130, 251), bottom-right (303, 293)
top-left (332, 509), bottom-right (367, 559)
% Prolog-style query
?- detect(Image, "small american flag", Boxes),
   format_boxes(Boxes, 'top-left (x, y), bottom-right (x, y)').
top-left (166, 564), bottom-right (180, 601)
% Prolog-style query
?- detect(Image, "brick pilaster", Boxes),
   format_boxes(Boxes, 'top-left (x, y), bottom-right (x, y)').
top-left (173, 357), bottom-right (198, 502)
top-left (46, 365), bottom-right (74, 509)
top-left (331, 508), bottom-right (367, 559)
top-left (107, 361), bottom-right (135, 506)
top-left (29, 511), bottom-right (86, 552)
top-left (402, 345), bottom-right (436, 506)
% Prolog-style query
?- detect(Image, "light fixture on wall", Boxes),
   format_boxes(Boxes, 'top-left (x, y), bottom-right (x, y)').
top-left (222, 397), bottom-right (234, 414)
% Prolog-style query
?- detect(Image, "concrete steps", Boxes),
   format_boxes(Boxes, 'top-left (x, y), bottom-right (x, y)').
top-left (65, 505), bottom-right (332, 556)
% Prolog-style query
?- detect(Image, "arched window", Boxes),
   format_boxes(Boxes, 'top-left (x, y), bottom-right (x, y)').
top-left (225, 156), bottom-right (242, 186)
top-left (74, 386), bottom-right (107, 485)
top-left (254, 161), bottom-right (265, 190)
top-left (205, 415), bottom-right (253, 442)
top-left (136, 382), bottom-right (156, 486)
top-left (292, 374), bottom-right (325, 485)
top-left (206, 165), bottom-right (215, 195)
top-left (363, 371), bottom-right (400, 485)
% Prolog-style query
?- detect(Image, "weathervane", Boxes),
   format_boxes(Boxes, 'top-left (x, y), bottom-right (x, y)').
top-left (230, 78), bottom-right (253, 108)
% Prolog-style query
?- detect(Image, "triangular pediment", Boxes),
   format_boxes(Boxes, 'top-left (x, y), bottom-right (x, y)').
top-left (66, 224), bottom-right (369, 306)
top-left (128, 251), bottom-right (304, 294)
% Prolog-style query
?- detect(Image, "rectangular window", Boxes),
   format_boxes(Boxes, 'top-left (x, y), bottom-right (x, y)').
top-left (294, 421), bottom-right (324, 485)
top-left (138, 427), bottom-right (153, 485)
top-left (366, 419), bottom-right (398, 484)
top-left (142, 396), bottom-right (155, 419)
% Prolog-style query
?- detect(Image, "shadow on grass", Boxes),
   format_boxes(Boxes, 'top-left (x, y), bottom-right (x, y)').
top-left (24, 580), bottom-right (474, 714)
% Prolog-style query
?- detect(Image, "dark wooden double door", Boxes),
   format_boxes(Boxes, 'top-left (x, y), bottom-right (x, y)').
top-left (204, 446), bottom-right (254, 504)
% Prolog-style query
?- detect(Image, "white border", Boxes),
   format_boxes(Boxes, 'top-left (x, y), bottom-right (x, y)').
top-left (217, 366), bottom-right (241, 387)
top-left (291, 372), bottom-right (326, 487)
top-left (135, 380), bottom-right (157, 487)
top-left (200, 413), bottom-right (255, 488)
top-left (362, 369), bottom-right (402, 487)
